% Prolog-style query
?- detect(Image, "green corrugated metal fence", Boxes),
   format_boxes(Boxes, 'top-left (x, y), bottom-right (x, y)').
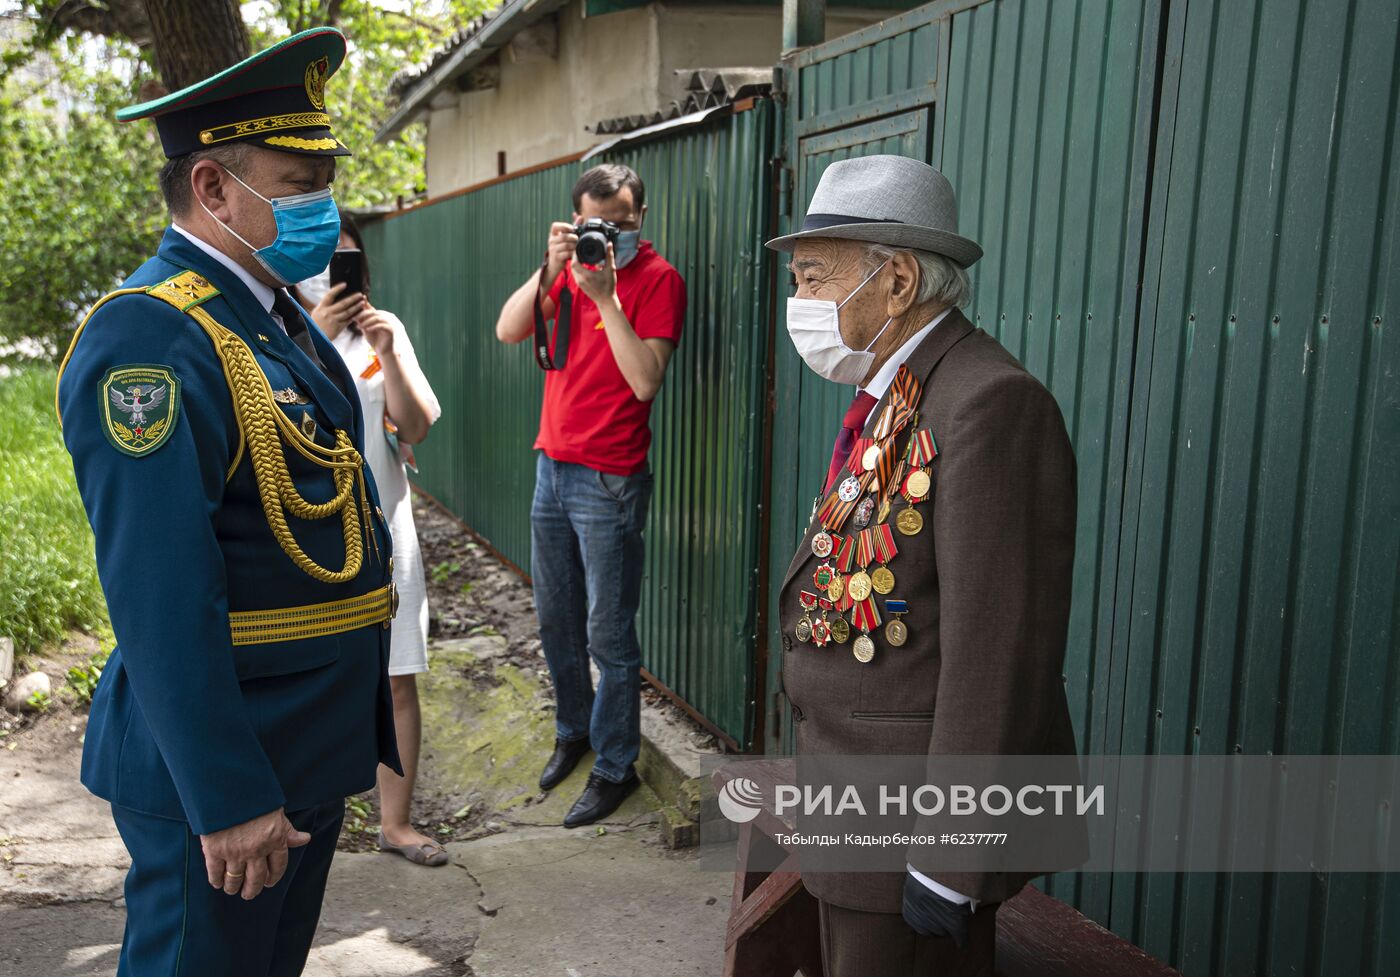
top-left (937, 0), bottom-right (1159, 921)
top-left (1110, 1), bottom-right (1400, 973)
top-left (768, 0), bottom-right (1399, 973)
top-left (610, 107), bottom-right (776, 748)
top-left (361, 103), bottom-right (775, 748)
top-left (360, 168), bottom-right (564, 568)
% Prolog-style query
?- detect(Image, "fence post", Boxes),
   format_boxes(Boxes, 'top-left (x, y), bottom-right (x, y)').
top-left (781, 0), bottom-right (825, 51)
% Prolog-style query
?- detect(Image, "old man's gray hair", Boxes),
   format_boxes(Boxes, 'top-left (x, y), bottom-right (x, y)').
top-left (862, 244), bottom-right (971, 309)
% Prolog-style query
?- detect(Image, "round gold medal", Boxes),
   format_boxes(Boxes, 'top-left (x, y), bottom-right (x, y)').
top-left (871, 566), bottom-right (895, 594)
top-left (826, 572), bottom-right (845, 602)
top-left (795, 617), bottom-right (813, 643)
top-left (846, 570), bottom-right (873, 602)
top-left (896, 506), bottom-right (924, 536)
top-left (905, 469), bottom-right (932, 500)
top-left (853, 634), bottom-right (875, 663)
top-left (830, 617), bottom-right (850, 643)
top-left (861, 444), bottom-right (881, 471)
top-left (885, 618), bottom-right (908, 647)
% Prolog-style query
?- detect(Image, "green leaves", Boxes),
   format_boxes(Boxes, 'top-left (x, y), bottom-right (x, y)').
top-left (66, 650), bottom-right (108, 705)
top-left (2, 1), bottom-right (495, 353)
top-left (247, 1), bottom-right (497, 207)
top-left (0, 35), bottom-right (165, 351)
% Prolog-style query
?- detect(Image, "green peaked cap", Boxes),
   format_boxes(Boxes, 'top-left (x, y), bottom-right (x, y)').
top-left (118, 27), bottom-right (351, 158)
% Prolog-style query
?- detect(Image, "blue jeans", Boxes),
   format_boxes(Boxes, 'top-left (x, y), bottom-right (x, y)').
top-left (530, 453), bottom-right (652, 784)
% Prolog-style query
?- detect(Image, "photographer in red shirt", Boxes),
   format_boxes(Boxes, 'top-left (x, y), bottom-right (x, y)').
top-left (495, 164), bottom-right (686, 826)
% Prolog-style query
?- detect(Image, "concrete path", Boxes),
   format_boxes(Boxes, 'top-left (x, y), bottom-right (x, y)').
top-left (1, 652), bottom-right (728, 976)
top-left (2, 497), bottom-right (730, 974)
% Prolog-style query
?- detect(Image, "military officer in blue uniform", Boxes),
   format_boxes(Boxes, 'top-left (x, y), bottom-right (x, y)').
top-left (56, 27), bottom-right (400, 977)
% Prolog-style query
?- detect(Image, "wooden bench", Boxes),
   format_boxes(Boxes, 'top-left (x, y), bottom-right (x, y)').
top-left (717, 768), bottom-right (1181, 977)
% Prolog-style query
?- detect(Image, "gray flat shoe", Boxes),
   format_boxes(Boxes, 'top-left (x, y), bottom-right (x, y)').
top-left (378, 830), bottom-right (449, 867)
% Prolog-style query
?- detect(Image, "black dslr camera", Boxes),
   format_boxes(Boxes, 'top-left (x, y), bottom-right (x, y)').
top-left (573, 218), bottom-right (620, 266)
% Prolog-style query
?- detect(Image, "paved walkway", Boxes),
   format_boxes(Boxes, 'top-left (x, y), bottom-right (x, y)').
top-left (1, 642), bottom-right (728, 976)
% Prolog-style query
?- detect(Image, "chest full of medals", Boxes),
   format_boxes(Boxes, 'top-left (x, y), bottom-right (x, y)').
top-left (792, 366), bottom-right (938, 666)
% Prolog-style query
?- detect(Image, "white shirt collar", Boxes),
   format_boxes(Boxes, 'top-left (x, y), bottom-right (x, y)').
top-left (170, 222), bottom-right (277, 318)
top-left (859, 307), bottom-right (954, 406)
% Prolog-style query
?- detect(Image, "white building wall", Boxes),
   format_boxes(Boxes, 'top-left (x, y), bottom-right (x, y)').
top-left (422, 2), bottom-right (894, 197)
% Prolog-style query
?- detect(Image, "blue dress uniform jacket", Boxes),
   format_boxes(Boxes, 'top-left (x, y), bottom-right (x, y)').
top-left (59, 227), bottom-right (400, 837)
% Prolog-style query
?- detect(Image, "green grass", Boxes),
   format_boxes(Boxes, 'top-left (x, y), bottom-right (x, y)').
top-left (0, 365), bottom-right (108, 650)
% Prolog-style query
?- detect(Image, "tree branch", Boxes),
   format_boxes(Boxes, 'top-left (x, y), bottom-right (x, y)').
top-left (34, 1), bottom-right (153, 47)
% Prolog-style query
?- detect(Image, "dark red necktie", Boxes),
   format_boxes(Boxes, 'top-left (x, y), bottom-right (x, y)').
top-left (824, 391), bottom-right (878, 495)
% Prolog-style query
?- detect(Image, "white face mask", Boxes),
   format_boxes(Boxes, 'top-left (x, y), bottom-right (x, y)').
top-left (786, 260), bottom-right (893, 385)
top-left (299, 268), bottom-right (332, 306)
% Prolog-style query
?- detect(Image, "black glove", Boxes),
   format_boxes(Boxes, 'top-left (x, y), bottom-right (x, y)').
top-left (901, 871), bottom-right (973, 948)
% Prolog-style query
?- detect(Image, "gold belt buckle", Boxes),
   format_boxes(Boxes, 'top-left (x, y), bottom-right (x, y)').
top-left (385, 582), bottom-right (399, 627)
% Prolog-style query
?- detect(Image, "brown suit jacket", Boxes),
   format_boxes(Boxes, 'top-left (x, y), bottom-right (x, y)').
top-left (778, 310), bottom-right (1081, 913)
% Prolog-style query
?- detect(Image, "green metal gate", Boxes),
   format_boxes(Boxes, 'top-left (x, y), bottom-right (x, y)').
top-left (1109, 1), bottom-right (1400, 973)
top-left (765, 1), bottom-right (953, 756)
top-left (770, 0), bottom-right (1399, 973)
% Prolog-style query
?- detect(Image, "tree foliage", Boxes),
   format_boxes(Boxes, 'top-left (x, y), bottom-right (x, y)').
top-left (0, 28), bottom-right (164, 355)
top-left (0, 1), bottom-right (491, 353)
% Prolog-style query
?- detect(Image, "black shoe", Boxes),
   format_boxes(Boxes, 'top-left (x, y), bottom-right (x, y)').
top-left (539, 737), bottom-right (592, 791)
top-left (564, 769), bottom-right (640, 828)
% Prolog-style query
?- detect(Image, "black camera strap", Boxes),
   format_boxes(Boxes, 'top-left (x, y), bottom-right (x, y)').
top-left (533, 253), bottom-right (572, 371)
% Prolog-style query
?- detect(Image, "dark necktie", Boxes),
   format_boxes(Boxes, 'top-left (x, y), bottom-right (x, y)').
top-left (825, 391), bottom-right (878, 495)
top-left (272, 289), bottom-right (322, 367)
top-left (272, 289), bottom-right (347, 397)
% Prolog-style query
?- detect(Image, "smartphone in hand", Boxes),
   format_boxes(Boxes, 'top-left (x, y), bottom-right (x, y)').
top-left (329, 249), bottom-right (366, 301)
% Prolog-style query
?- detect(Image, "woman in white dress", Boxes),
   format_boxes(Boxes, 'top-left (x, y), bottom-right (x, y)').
top-left (298, 213), bottom-right (446, 866)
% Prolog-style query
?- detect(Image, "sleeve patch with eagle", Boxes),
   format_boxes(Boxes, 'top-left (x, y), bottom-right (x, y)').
top-left (100, 365), bottom-right (182, 457)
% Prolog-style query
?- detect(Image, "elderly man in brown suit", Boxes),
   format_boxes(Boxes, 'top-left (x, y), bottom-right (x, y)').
top-left (769, 154), bottom-right (1079, 977)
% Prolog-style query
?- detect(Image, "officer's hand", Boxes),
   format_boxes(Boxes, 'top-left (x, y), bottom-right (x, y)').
top-left (358, 308), bottom-right (397, 359)
top-left (310, 281), bottom-right (367, 335)
top-left (572, 242), bottom-right (617, 304)
top-left (901, 872), bottom-right (973, 947)
top-left (545, 221), bottom-right (578, 283)
top-left (201, 808), bottom-right (311, 901)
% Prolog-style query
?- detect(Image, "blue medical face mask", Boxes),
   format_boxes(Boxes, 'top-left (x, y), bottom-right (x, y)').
top-left (203, 168), bottom-right (341, 286)
top-left (614, 230), bottom-right (642, 268)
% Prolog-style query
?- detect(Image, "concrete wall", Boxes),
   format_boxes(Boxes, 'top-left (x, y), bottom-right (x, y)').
top-left (654, 5), bottom-right (889, 102)
top-left (425, 5), bottom-right (658, 196)
top-left (421, 2), bottom-right (893, 197)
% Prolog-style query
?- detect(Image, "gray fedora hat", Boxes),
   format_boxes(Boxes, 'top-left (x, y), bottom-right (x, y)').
top-left (766, 154), bottom-right (982, 267)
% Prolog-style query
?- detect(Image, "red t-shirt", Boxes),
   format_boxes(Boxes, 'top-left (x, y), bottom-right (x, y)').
top-left (535, 241), bottom-right (686, 475)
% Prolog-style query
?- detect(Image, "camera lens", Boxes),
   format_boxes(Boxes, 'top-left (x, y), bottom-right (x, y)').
top-left (576, 230), bottom-right (608, 266)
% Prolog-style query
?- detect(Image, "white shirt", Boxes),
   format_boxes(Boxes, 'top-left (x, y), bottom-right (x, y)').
top-left (856, 307), bottom-right (953, 423)
top-left (857, 305), bottom-right (974, 910)
top-left (329, 319), bottom-right (441, 670)
top-left (170, 223), bottom-right (290, 333)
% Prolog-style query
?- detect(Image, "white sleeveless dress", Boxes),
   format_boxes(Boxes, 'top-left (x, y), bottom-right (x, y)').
top-left (330, 314), bottom-right (440, 674)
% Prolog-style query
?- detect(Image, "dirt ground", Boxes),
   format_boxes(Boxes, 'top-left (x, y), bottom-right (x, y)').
top-left (0, 495), bottom-right (729, 976)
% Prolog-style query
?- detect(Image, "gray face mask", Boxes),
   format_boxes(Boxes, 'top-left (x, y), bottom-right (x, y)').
top-left (614, 230), bottom-right (642, 268)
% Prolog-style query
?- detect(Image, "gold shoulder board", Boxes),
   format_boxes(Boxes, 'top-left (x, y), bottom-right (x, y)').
top-left (146, 271), bottom-right (221, 312)
top-left (55, 270), bottom-right (218, 424)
